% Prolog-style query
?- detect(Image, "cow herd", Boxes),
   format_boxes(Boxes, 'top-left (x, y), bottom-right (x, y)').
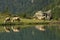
top-left (4, 16), bottom-right (20, 23)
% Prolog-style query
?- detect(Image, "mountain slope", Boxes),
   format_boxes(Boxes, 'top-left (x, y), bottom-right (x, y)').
top-left (0, 0), bottom-right (60, 19)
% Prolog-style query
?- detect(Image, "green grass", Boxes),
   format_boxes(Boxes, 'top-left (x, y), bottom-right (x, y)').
top-left (0, 16), bottom-right (60, 25)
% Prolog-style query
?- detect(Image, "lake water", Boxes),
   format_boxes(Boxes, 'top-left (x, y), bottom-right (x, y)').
top-left (0, 25), bottom-right (60, 40)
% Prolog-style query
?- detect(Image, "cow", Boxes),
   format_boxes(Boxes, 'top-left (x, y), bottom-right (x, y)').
top-left (4, 17), bottom-right (10, 23)
top-left (11, 16), bottom-right (20, 22)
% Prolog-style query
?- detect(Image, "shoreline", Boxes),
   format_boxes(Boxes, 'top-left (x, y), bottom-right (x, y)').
top-left (0, 20), bottom-right (60, 26)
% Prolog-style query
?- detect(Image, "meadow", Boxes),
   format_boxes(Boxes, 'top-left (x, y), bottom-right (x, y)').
top-left (0, 13), bottom-right (60, 25)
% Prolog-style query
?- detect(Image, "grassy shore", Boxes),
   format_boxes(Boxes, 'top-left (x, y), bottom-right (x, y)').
top-left (0, 18), bottom-right (60, 32)
top-left (0, 18), bottom-right (60, 25)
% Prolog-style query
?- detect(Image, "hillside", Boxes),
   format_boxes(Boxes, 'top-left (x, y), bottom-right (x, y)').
top-left (0, 0), bottom-right (60, 19)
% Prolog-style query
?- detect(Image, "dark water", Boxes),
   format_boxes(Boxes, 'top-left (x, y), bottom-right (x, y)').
top-left (0, 25), bottom-right (60, 40)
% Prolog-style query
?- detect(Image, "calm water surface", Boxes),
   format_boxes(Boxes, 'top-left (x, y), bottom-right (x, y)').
top-left (0, 25), bottom-right (60, 40)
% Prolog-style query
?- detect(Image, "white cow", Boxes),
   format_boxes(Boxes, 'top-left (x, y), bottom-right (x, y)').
top-left (4, 17), bottom-right (10, 23)
top-left (11, 17), bottom-right (20, 22)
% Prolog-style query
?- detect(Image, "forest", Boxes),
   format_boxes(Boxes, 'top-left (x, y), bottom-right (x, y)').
top-left (0, 0), bottom-right (60, 19)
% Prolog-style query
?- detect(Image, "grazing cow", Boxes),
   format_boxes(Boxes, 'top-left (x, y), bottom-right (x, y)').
top-left (11, 17), bottom-right (20, 22)
top-left (4, 17), bottom-right (10, 23)
top-left (11, 26), bottom-right (20, 32)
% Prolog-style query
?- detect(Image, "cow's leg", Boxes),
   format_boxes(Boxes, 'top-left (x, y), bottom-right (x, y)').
top-left (11, 20), bottom-right (14, 22)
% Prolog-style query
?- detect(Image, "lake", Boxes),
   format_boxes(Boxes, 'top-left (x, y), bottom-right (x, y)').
top-left (0, 25), bottom-right (60, 40)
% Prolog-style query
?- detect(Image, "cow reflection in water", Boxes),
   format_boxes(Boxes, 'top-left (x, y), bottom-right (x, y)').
top-left (11, 26), bottom-right (20, 32)
top-left (35, 25), bottom-right (46, 31)
top-left (3, 25), bottom-right (20, 32)
top-left (4, 26), bottom-right (10, 32)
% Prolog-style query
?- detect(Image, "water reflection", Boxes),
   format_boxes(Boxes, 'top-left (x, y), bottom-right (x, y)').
top-left (35, 25), bottom-right (46, 31)
top-left (0, 25), bottom-right (60, 40)
top-left (11, 25), bottom-right (20, 32)
top-left (3, 25), bottom-right (21, 32)
top-left (4, 26), bottom-right (10, 32)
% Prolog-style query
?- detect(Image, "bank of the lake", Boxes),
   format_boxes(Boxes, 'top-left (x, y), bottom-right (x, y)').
top-left (0, 19), bottom-right (60, 25)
